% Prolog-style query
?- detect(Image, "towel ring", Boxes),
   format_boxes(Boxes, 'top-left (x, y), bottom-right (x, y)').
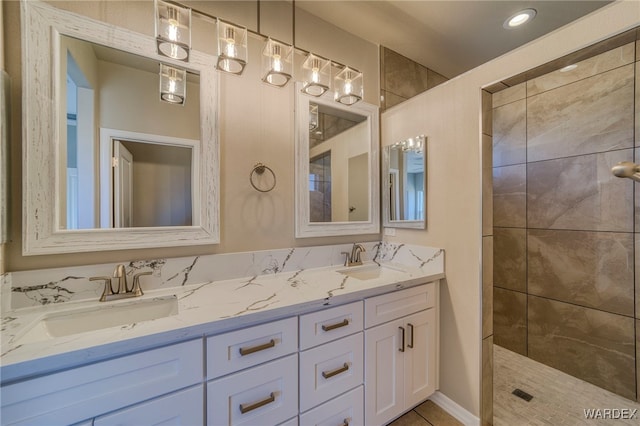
top-left (250, 163), bottom-right (276, 193)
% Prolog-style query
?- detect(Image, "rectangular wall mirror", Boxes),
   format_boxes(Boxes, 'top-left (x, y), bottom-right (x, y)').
top-left (295, 83), bottom-right (379, 238)
top-left (22, 1), bottom-right (219, 255)
top-left (59, 35), bottom-right (201, 230)
top-left (382, 138), bottom-right (427, 229)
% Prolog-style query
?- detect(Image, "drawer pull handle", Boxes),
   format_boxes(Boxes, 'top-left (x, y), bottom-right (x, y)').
top-left (322, 362), bottom-right (350, 379)
top-left (399, 326), bottom-right (405, 352)
top-left (239, 339), bottom-right (276, 356)
top-left (408, 323), bottom-right (414, 349)
top-left (239, 392), bottom-right (276, 414)
top-left (322, 318), bottom-right (349, 332)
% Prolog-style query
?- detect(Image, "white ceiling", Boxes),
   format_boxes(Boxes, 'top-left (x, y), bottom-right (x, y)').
top-left (296, 0), bottom-right (613, 78)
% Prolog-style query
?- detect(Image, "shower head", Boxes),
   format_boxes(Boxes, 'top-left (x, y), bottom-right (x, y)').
top-left (611, 161), bottom-right (640, 182)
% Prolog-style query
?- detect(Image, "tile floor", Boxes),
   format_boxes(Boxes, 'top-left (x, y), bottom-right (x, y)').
top-left (494, 344), bottom-right (640, 425)
top-left (389, 343), bottom-right (640, 426)
top-left (387, 400), bottom-right (463, 426)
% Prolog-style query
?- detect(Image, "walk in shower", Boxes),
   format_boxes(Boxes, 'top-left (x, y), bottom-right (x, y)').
top-left (485, 28), bottom-right (640, 424)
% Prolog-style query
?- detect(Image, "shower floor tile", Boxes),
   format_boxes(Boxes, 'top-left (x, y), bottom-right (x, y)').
top-left (494, 344), bottom-right (640, 425)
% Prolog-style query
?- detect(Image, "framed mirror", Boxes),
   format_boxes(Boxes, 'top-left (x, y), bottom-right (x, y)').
top-left (22, 1), bottom-right (219, 255)
top-left (295, 83), bottom-right (380, 238)
top-left (382, 137), bottom-right (427, 229)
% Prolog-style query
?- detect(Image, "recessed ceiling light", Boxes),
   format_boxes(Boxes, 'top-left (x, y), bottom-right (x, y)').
top-left (559, 64), bottom-right (578, 73)
top-left (504, 9), bottom-right (537, 29)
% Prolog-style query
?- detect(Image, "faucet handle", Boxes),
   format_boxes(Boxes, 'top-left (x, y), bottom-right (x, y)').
top-left (90, 276), bottom-right (114, 302)
top-left (131, 272), bottom-right (152, 297)
top-left (341, 252), bottom-right (351, 267)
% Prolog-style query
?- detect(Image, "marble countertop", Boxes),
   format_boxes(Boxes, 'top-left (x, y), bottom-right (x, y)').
top-left (1, 256), bottom-right (444, 384)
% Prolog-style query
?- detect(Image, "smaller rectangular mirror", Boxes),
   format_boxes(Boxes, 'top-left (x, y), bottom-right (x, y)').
top-left (382, 138), bottom-right (427, 229)
top-left (295, 83), bottom-right (379, 238)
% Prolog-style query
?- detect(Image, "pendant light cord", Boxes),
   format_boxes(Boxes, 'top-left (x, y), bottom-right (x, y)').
top-left (257, 0), bottom-right (261, 34)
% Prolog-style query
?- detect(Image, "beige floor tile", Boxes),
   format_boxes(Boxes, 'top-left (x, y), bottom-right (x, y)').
top-left (414, 400), bottom-right (463, 426)
top-left (387, 410), bottom-right (432, 426)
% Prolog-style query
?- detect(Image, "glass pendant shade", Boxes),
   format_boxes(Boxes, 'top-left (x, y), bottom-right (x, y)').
top-left (309, 104), bottom-right (319, 131)
top-left (217, 20), bottom-right (248, 75)
top-left (262, 38), bottom-right (293, 87)
top-left (334, 66), bottom-right (363, 105)
top-left (155, 0), bottom-right (191, 62)
top-left (159, 64), bottom-right (186, 105)
top-left (301, 53), bottom-right (331, 97)
top-left (394, 135), bottom-right (425, 153)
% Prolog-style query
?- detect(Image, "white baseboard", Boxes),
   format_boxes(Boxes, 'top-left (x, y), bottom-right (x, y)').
top-left (430, 391), bottom-right (480, 426)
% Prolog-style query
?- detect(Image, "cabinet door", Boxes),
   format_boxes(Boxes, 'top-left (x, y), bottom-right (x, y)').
top-left (94, 385), bottom-right (203, 426)
top-left (404, 309), bottom-right (437, 408)
top-left (364, 318), bottom-right (404, 426)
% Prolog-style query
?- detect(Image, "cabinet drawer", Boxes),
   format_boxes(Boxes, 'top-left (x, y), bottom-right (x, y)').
top-left (94, 385), bottom-right (203, 425)
top-left (364, 283), bottom-right (435, 328)
top-left (299, 301), bottom-right (363, 350)
top-left (0, 339), bottom-right (202, 426)
top-left (299, 386), bottom-right (364, 426)
top-left (207, 317), bottom-right (297, 379)
top-left (300, 333), bottom-right (364, 412)
top-left (208, 354), bottom-right (298, 426)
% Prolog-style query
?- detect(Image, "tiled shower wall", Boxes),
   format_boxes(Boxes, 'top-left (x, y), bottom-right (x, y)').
top-left (492, 41), bottom-right (639, 401)
top-left (380, 47), bottom-right (448, 111)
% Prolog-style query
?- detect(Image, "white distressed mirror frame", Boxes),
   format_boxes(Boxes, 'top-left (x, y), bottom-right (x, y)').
top-left (294, 83), bottom-right (380, 238)
top-left (22, 0), bottom-right (219, 255)
top-left (381, 143), bottom-right (427, 229)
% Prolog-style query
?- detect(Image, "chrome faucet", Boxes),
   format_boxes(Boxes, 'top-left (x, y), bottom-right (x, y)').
top-left (90, 265), bottom-right (151, 302)
top-left (342, 243), bottom-right (366, 267)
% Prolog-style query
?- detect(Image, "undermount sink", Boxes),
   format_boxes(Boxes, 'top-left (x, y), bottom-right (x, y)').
top-left (16, 295), bottom-right (178, 344)
top-left (337, 264), bottom-right (406, 281)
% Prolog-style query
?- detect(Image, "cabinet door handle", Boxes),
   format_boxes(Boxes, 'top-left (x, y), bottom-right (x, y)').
top-left (322, 318), bottom-right (349, 332)
top-left (239, 339), bottom-right (276, 356)
top-left (322, 362), bottom-right (350, 379)
top-left (239, 392), bottom-right (276, 414)
top-left (399, 326), bottom-right (405, 352)
top-left (407, 323), bottom-right (414, 349)
top-left (341, 418), bottom-right (351, 426)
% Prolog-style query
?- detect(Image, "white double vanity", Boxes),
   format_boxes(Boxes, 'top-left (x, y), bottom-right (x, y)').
top-left (1, 243), bottom-right (443, 425)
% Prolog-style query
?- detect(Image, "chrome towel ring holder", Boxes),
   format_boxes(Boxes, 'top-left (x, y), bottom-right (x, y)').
top-left (250, 163), bottom-right (277, 192)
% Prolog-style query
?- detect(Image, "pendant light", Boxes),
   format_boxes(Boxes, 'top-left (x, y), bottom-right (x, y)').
top-left (301, 53), bottom-right (331, 96)
top-left (159, 63), bottom-right (186, 105)
top-left (334, 66), bottom-right (362, 105)
top-left (217, 19), bottom-right (248, 75)
top-left (309, 103), bottom-right (319, 131)
top-left (155, 0), bottom-right (191, 62)
top-left (262, 38), bottom-right (293, 87)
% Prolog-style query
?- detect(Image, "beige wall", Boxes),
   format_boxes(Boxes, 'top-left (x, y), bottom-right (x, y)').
top-left (381, 1), bottom-right (640, 417)
top-left (99, 61), bottom-right (200, 139)
top-left (98, 60), bottom-right (200, 140)
top-left (5, 0), bottom-right (379, 271)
